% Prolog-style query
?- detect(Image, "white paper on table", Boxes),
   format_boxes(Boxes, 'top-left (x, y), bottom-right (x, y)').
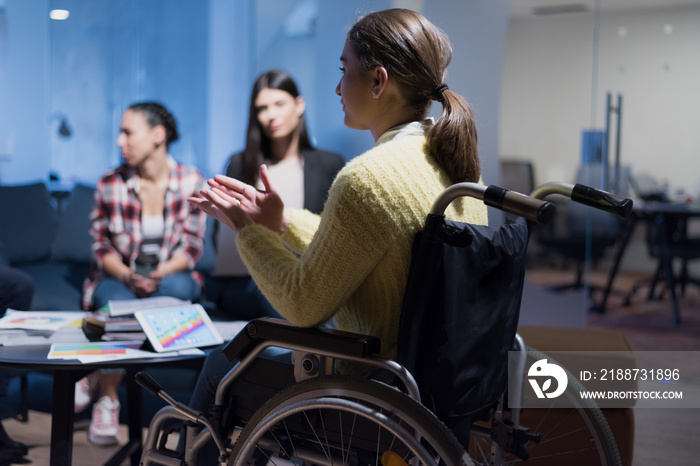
top-left (0, 310), bottom-right (86, 331)
top-left (76, 347), bottom-right (204, 363)
top-left (0, 329), bottom-right (51, 346)
top-left (48, 326), bottom-right (91, 343)
top-left (47, 341), bottom-right (145, 359)
top-left (77, 348), bottom-right (168, 363)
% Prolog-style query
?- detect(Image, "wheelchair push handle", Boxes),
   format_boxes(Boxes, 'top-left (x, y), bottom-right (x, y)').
top-left (571, 183), bottom-right (633, 217)
top-left (135, 371), bottom-right (163, 396)
top-left (484, 185), bottom-right (555, 225)
top-left (530, 182), bottom-right (633, 217)
top-left (430, 182), bottom-right (555, 224)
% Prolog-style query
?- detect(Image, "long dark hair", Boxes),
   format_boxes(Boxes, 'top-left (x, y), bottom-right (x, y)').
top-left (347, 9), bottom-right (480, 183)
top-left (241, 70), bottom-right (313, 185)
top-left (128, 101), bottom-right (179, 150)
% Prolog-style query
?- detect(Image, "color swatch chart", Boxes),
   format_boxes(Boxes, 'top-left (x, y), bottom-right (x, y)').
top-left (48, 342), bottom-right (129, 359)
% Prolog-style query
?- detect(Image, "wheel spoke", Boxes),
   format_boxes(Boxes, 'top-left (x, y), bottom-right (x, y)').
top-left (230, 377), bottom-right (466, 466)
top-left (375, 423), bottom-right (381, 466)
top-left (302, 410), bottom-right (334, 464)
top-left (345, 411), bottom-right (358, 465)
top-left (253, 443), bottom-right (278, 465)
top-left (283, 419), bottom-right (300, 462)
top-left (317, 408), bottom-right (334, 465)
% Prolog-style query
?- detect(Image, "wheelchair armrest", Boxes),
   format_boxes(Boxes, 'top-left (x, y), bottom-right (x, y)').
top-left (222, 317), bottom-right (382, 362)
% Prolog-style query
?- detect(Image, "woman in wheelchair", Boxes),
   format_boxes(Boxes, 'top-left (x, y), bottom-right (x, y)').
top-left (191, 5), bottom-right (486, 401)
top-left (188, 7), bottom-right (488, 460)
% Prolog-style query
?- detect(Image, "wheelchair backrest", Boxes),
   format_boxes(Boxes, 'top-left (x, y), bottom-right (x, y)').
top-left (397, 215), bottom-right (530, 424)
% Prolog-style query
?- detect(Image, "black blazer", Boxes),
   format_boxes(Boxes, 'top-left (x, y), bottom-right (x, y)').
top-left (224, 148), bottom-right (346, 214)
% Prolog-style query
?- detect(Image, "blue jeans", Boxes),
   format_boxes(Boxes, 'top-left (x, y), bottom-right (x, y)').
top-left (184, 345), bottom-right (291, 462)
top-left (92, 272), bottom-right (201, 310)
top-left (188, 345), bottom-right (291, 416)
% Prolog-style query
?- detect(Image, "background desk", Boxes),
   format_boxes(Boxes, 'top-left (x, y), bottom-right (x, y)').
top-left (0, 345), bottom-right (206, 466)
top-left (599, 202), bottom-right (700, 324)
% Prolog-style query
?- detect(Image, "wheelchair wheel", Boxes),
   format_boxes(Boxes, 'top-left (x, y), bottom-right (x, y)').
top-left (229, 376), bottom-right (472, 466)
top-left (468, 347), bottom-right (621, 466)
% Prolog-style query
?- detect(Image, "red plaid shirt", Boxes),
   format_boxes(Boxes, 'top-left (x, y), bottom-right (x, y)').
top-left (82, 156), bottom-right (207, 309)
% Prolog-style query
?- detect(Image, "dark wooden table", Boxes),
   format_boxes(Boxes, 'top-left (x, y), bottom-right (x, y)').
top-left (0, 344), bottom-right (206, 466)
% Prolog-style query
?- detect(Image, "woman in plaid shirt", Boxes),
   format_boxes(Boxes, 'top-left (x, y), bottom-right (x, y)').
top-left (79, 102), bottom-right (207, 445)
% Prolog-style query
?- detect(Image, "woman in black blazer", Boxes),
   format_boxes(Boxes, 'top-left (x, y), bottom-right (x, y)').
top-left (208, 70), bottom-right (345, 320)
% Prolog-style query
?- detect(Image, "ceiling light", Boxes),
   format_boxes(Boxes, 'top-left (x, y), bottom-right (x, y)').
top-left (49, 9), bottom-right (70, 20)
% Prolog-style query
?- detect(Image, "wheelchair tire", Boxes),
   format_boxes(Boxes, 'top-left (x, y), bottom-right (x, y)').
top-left (229, 376), bottom-right (473, 466)
top-left (468, 347), bottom-right (621, 466)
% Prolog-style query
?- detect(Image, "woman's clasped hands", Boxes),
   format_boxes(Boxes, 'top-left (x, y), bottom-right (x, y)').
top-left (128, 272), bottom-right (159, 298)
top-left (189, 164), bottom-right (290, 235)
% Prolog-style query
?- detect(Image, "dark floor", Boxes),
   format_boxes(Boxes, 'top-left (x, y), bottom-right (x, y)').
top-left (526, 266), bottom-right (700, 350)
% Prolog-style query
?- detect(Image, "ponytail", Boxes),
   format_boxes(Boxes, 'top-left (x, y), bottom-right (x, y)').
top-left (427, 89), bottom-right (480, 183)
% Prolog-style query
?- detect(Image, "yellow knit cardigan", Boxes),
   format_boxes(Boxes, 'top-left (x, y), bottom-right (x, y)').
top-left (237, 135), bottom-right (488, 360)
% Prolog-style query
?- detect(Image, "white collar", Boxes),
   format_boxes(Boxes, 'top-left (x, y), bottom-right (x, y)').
top-left (375, 118), bottom-right (434, 146)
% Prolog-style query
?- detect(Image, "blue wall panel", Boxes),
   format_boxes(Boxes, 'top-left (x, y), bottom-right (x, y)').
top-left (0, 0), bottom-right (50, 185)
top-left (2, 0), bottom-right (209, 186)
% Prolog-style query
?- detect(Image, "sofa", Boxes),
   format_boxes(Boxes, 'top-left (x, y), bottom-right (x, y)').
top-left (0, 181), bottom-right (216, 423)
top-left (0, 182), bottom-right (216, 311)
top-left (0, 182), bottom-right (94, 310)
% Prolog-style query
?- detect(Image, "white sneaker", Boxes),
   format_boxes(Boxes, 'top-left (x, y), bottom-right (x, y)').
top-left (88, 396), bottom-right (121, 446)
top-left (75, 372), bottom-right (99, 412)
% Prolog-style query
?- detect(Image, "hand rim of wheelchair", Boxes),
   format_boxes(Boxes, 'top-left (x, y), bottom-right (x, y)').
top-left (229, 376), bottom-right (471, 466)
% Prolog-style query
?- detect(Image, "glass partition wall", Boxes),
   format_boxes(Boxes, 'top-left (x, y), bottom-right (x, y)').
top-left (501, 0), bottom-right (602, 327)
top-left (502, 0), bottom-right (700, 324)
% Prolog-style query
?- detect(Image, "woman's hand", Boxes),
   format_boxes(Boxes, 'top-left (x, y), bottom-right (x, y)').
top-left (105, 253), bottom-right (157, 296)
top-left (189, 165), bottom-right (290, 234)
top-left (150, 256), bottom-right (189, 281)
top-left (188, 187), bottom-right (255, 233)
top-left (128, 273), bottom-right (158, 298)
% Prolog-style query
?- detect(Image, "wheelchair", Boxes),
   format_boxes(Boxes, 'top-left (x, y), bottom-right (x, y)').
top-left (137, 181), bottom-right (631, 466)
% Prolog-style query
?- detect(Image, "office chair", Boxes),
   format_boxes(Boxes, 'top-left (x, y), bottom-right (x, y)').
top-left (624, 210), bottom-right (700, 321)
top-left (535, 164), bottom-right (626, 293)
top-left (621, 171), bottom-right (700, 323)
top-left (499, 159), bottom-right (535, 195)
top-left (537, 201), bottom-right (622, 291)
